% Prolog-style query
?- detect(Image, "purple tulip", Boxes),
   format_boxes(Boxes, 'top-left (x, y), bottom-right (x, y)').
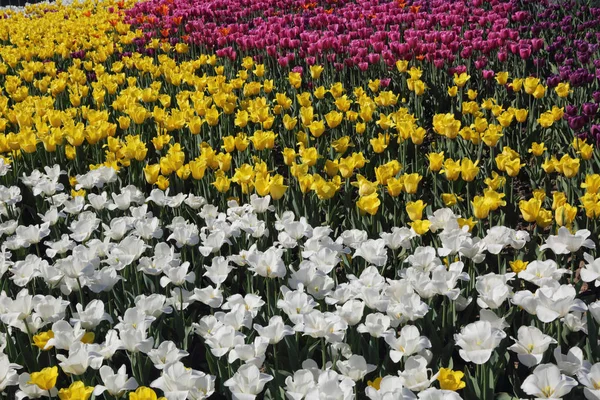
top-left (582, 103), bottom-right (599, 117)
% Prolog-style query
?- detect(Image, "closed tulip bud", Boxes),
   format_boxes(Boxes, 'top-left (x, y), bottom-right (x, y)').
top-left (409, 219), bottom-right (431, 235)
top-left (427, 152), bottom-right (444, 172)
top-left (357, 192), bottom-right (380, 216)
top-left (323, 160), bottom-right (339, 177)
top-left (555, 82), bottom-right (571, 98)
top-left (269, 174), bottom-right (287, 200)
top-left (580, 143), bottom-right (593, 160)
top-left (309, 65), bottom-right (324, 79)
top-left (514, 109), bottom-right (528, 123)
top-left (386, 177), bottom-right (403, 197)
top-left (144, 164), bottom-right (160, 185)
top-left (222, 136), bottom-right (236, 153)
top-left (519, 198), bottom-right (542, 222)
top-left (535, 208), bottom-right (553, 228)
top-left (442, 193), bottom-right (462, 206)
top-left (288, 72), bottom-right (302, 89)
top-left (118, 116), bottom-right (130, 130)
top-left (460, 159), bottom-right (479, 182)
top-left (555, 203), bottom-right (577, 226)
top-left (355, 122), bottom-right (366, 134)
top-left (495, 71), bottom-right (509, 85)
top-left (212, 171), bottom-right (231, 193)
top-left (283, 148), bottom-right (296, 166)
top-left (29, 366), bottom-right (58, 391)
top-left (441, 159), bottom-right (461, 181)
top-left (402, 173), bottom-right (422, 194)
top-left (411, 127), bottom-right (426, 145)
top-left (65, 144), bottom-right (76, 160)
top-left (396, 60), bottom-right (408, 73)
top-left (406, 200), bottom-right (426, 221)
top-left (472, 196), bottom-right (491, 219)
top-left (188, 116), bottom-right (202, 135)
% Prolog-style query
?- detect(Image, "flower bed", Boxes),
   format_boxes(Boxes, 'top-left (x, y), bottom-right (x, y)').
top-left (0, 0), bottom-right (598, 399)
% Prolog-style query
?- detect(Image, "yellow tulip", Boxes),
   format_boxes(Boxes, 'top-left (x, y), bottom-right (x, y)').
top-left (536, 208), bottom-right (554, 228)
top-left (309, 65), bottom-right (324, 79)
top-left (325, 110), bottom-right (343, 129)
top-left (308, 120), bottom-right (325, 138)
top-left (472, 196), bottom-right (491, 219)
top-left (288, 72), bottom-right (302, 89)
top-left (528, 142), bottom-right (546, 157)
top-left (453, 72), bottom-right (470, 88)
top-left (406, 200), bottom-right (426, 221)
top-left (156, 176), bottom-right (169, 190)
top-left (514, 109), bottom-right (528, 123)
top-left (212, 171), bottom-right (231, 193)
top-left (582, 174), bottom-right (600, 194)
top-left (29, 366), bottom-right (58, 391)
top-left (442, 193), bottom-right (460, 206)
top-left (32, 330), bottom-right (54, 351)
top-left (438, 368), bottom-right (466, 391)
top-left (357, 192), bottom-right (380, 216)
top-left (519, 198), bottom-right (542, 223)
top-left (409, 219), bottom-right (431, 235)
top-left (509, 260), bottom-right (529, 273)
top-left (386, 177), bottom-right (403, 197)
top-left (427, 152), bottom-right (444, 172)
top-left (129, 387), bottom-right (162, 400)
top-left (402, 173), bottom-right (422, 194)
top-left (352, 175), bottom-right (378, 197)
top-left (460, 159), bottom-right (479, 182)
top-left (457, 217), bottom-right (477, 232)
top-left (495, 72), bottom-right (509, 85)
top-left (269, 174), bottom-right (288, 200)
top-left (523, 77), bottom-right (540, 94)
top-left (555, 203), bottom-right (577, 226)
top-left (555, 82), bottom-right (571, 98)
top-left (440, 159), bottom-right (461, 181)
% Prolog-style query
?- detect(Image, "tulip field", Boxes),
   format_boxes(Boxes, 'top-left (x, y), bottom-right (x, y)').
top-left (2, 0), bottom-right (600, 398)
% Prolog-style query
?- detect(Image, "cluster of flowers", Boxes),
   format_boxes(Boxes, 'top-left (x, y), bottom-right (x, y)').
top-left (124, 0), bottom-right (600, 75)
top-left (2, 162), bottom-right (600, 400)
top-left (124, 0), bottom-right (600, 141)
top-left (0, 0), bottom-right (598, 234)
top-left (0, 0), bottom-right (599, 399)
top-left (125, 0), bottom-right (531, 69)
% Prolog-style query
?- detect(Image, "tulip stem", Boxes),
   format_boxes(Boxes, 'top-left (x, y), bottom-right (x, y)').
top-left (321, 337), bottom-right (327, 369)
top-left (76, 277), bottom-right (85, 307)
